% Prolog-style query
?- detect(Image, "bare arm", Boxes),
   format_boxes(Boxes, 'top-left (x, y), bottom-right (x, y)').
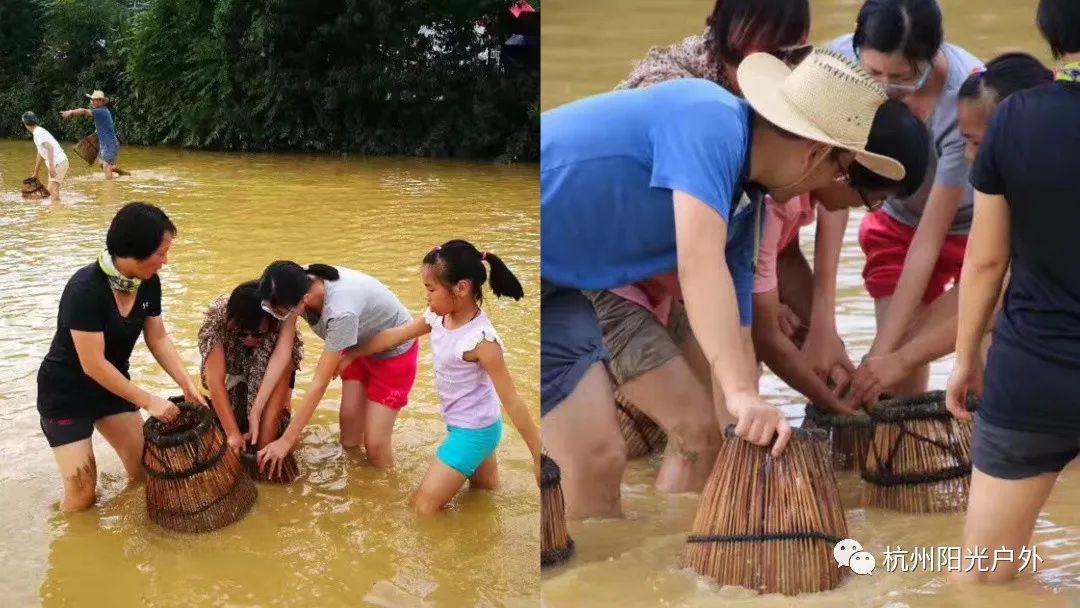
top-left (346, 318), bottom-right (430, 360)
top-left (955, 192), bottom-right (1010, 367)
top-left (144, 315), bottom-right (203, 401)
top-left (71, 330), bottom-right (156, 408)
top-left (251, 315), bottom-right (298, 414)
top-left (471, 340), bottom-right (541, 482)
top-left (752, 290), bottom-right (853, 414)
top-left (674, 191), bottom-right (791, 454)
top-left (204, 344), bottom-right (241, 439)
top-left (61, 108), bottom-right (93, 120)
top-left (871, 185), bottom-right (965, 356)
top-left (279, 348), bottom-right (341, 446)
top-left (33, 153), bottom-right (41, 176)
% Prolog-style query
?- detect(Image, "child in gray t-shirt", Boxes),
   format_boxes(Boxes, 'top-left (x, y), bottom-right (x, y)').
top-left (251, 261), bottom-right (419, 477)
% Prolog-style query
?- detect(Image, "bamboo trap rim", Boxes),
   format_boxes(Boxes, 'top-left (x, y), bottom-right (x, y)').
top-left (541, 454), bottom-right (561, 488)
top-left (868, 391), bottom-right (979, 422)
top-left (144, 402), bottom-right (214, 448)
top-left (803, 403), bottom-right (872, 427)
top-left (722, 424), bottom-right (827, 443)
top-left (541, 539), bottom-right (576, 567)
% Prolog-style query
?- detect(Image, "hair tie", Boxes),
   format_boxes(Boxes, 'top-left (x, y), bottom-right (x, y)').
top-left (970, 67), bottom-right (986, 77)
top-left (481, 251), bottom-right (487, 262)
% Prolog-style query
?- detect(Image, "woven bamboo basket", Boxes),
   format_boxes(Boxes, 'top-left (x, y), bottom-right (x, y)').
top-left (217, 384), bottom-right (301, 484)
top-left (801, 404), bottom-right (872, 471)
top-left (541, 454), bottom-right (575, 568)
top-left (861, 391), bottom-right (975, 513)
top-left (73, 133), bottom-right (99, 165)
top-left (21, 176), bottom-right (48, 199)
top-left (143, 402), bottom-right (257, 532)
top-left (685, 426), bottom-right (849, 595)
top-left (614, 389), bottom-right (666, 459)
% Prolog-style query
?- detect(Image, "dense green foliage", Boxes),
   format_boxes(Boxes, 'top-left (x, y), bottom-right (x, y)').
top-left (0, 0), bottom-right (538, 161)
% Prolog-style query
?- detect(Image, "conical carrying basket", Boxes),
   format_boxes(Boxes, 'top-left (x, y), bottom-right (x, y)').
top-left (143, 402), bottom-right (256, 532)
top-left (685, 426), bottom-right (849, 595)
top-left (614, 389), bottom-right (666, 459)
top-left (801, 404), bottom-right (872, 471)
top-left (21, 176), bottom-right (48, 199)
top-left (861, 391), bottom-right (975, 513)
top-left (540, 454), bottom-right (575, 568)
top-left (73, 133), bottom-right (99, 165)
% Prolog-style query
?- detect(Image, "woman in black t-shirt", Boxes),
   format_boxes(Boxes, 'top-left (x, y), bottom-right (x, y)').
top-left (37, 202), bottom-right (206, 512)
top-left (946, 0), bottom-right (1080, 584)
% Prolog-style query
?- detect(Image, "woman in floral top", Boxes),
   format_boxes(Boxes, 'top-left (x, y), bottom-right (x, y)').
top-left (198, 280), bottom-right (303, 454)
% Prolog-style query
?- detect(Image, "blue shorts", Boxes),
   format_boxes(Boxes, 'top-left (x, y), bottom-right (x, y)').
top-left (972, 412), bottom-right (1080, 480)
top-left (540, 281), bottom-right (607, 417)
top-left (436, 418), bottom-right (503, 477)
top-left (99, 142), bottom-right (119, 165)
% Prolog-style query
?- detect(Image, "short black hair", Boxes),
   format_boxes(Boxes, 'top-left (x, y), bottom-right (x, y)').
top-left (105, 202), bottom-right (177, 260)
top-left (705, 0), bottom-right (810, 68)
top-left (849, 99), bottom-right (930, 197)
top-left (21, 111), bottom-right (38, 126)
top-left (227, 280), bottom-right (275, 332)
top-left (959, 53), bottom-right (1053, 104)
top-left (852, 0), bottom-right (943, 66)
top-left (1037, 0), bottom-right (1080, 60)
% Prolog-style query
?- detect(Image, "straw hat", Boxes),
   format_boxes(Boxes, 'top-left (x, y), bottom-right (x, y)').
top-left (86, 90), bottom-right (107, 100)
top-left (737, 48), bottom-right (905, 181)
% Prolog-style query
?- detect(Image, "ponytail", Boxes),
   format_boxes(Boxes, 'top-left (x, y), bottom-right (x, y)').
top-left (422, 239), bottom-right (524, 304)
top-left (305, 263), bottom-right (340, 281)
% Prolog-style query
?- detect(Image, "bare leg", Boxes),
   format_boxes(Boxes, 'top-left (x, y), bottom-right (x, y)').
top-left (412, 459), bottom-right (469, 516)
top-left (363, 401), bottom-right (400, 469)
top-left (541, 362), bottom-right (626, 520)
top-left (103, 163), bottom-right (115, 180)
top-left (50, 439), bottom-right (98, 512)
top-left (339, 380), bottom-right (367, 449)
top-left (94, 411), bottom-right (145, 483)
top-left (873, 296), bottom-right (929, 396)
top-left (469, 454), bottom-right (499, 490)
top-left (47, 181), bottom-right (60, 203)
top-left (619, 356), bottom-right (720, 493)
top-left (952, 468), bottom-right (1058, 584)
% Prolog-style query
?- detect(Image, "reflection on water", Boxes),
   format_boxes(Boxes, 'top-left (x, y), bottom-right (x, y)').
top-left (0, 140), bottom-right (539, 606)
top-left (541, 0), bottom-right (1078, 605)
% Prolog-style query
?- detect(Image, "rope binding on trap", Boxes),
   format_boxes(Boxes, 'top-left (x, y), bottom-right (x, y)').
top-left (686, 531), bottom-right (844, 546)
top-left (862, 391), bottom-right (976, 487)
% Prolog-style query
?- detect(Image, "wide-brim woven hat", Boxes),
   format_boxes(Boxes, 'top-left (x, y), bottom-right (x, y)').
top-left (737, 48), bottom-right (905, 182)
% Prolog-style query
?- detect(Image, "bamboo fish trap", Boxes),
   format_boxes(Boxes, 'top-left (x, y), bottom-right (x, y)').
top-left (21, 176), bottom-right (48, 199)
top-left (861, 391), bottom-right (975, 513)
top-left (210, 385), bottom-right (301, 484)
top-left (541, 454), bottom-right (575, 568)
top-left (73, 133), bottom-right (99, 165)
top-left (801, 404), bottom-right (872, 471)
top-left (686, 426), bottom-right (849, 595)
top-left (613, 389), bottom-right (666, 459)
top-left (143, 402), bottom-right (257, 532)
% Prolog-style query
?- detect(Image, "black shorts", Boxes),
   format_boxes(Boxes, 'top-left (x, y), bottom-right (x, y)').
top-left (972, 412), bottom-right (1080, 480)
top-left (39, 401), bottom-right (139, 448)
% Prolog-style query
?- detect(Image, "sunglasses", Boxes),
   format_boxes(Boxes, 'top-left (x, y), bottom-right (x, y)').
top-left (767, 43), bottom-right (814, 66)
top-left (260, 300), bottom-right (296, 321)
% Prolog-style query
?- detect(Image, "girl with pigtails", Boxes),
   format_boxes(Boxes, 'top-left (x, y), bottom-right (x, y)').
top-left (347, 240), bottom-right (541, 515)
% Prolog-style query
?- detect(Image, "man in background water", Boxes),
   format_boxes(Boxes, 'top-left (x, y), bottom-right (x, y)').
top-left (61, 90), bottom-right (125, 179)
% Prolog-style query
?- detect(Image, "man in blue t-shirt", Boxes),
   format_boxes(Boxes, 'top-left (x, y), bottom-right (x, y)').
top-left (542, 49), bottom-right (910, 519)
top-left (61, 90), bottom-right (125, 180)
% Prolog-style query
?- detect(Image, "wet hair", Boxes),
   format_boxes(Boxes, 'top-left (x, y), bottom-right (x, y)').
top-left (106, 202), bottom-right (177, 260)
top-left (705, 0), bottom-right (810, 69)
top-left (959, 53), bottom-right (1053, 106)
top-left (848, 99), bottom-right (930, 197)
top-left (21, 111), bottom-right (38, 126)
top-left (227, 280), bottom-right (276, 332)
top-left (258, 261), bottom-right (339, 309)
top-left (422, 240), bottom-right (524, 304)
top-left (851, 0), bottom-right (943, 66)
top-left (1038, 0), bottom-right (1080, 59)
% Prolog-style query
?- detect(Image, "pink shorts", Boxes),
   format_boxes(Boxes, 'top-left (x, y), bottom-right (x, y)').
top-left (340, 340), bottom-right (419, 409)
top-left (859, 211), bottom-right (968, 303)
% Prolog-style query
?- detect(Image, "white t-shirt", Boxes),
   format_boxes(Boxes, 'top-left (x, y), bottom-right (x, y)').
top-left (32, 127), bottom-right (69, 166)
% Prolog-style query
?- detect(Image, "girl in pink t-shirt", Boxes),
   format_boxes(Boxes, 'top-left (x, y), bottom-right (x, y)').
top-left (342, 240), bottom-right (541, 515)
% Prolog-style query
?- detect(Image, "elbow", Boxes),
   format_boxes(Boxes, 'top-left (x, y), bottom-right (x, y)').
top-left (967, 256), bottom-right (1009, 277)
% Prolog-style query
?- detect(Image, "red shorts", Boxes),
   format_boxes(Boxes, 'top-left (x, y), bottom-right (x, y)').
top-left (340, 340), bottom-right (419, 409)
top-left (859, 211), bottom-right (968, 303)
